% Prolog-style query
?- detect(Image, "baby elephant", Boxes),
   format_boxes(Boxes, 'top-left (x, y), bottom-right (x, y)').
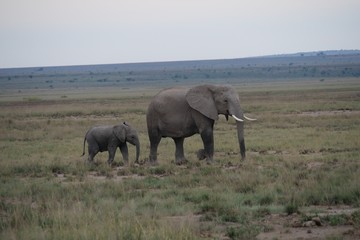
top-left (82, 122), bottom-right (140, 165)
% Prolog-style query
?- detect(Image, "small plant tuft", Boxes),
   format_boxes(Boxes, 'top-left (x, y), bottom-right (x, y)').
top-left (352, 210), bottom-right (360, 228)
top-left (285, 203), bottom-right (299, 215)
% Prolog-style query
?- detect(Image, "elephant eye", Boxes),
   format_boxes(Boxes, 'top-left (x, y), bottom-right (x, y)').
top-left (224, 99), bottom-right (228, 103)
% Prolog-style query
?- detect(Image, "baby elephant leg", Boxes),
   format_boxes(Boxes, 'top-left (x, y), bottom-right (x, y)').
top-left (88, 145), bottom-right (99, 164)
top-left (107, 147), bottom-right (117, 165)
top-left (88, 153), bottom-right (96, 163)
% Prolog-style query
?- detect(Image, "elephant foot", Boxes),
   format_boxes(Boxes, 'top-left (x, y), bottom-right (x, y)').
top-left (149, 155), bottom-right (157, 163)
top-left (149, 161), bottom-right (159, 166)
top-left (175, 158), bottom-right (188, 165)
top-left (197, 149), bottom-right (206, 160)
top-left (147, 157), bottom-right (159, 166)
top-left (107, 161), bottom-right (113, 166)
top-left (86, 159), bottom-right (95, 165)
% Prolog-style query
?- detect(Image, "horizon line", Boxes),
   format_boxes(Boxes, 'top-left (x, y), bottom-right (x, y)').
top-left (1, 49), bottom-right (359, 70)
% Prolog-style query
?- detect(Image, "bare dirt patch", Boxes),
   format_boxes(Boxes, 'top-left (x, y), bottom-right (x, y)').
top-left (298, 110), bottom-right (360, 117)
top-left (257, 206), bottom-right (360, 240)
top-left (53, 166), bottom-right (147, 184)
top-left (306, 161), bottom-right (324, 170)
top-left (86, 170), bottom-right (145, 182)
top-left (161, 214), bottom-right (202, 232)
top-left (247, 150), bottom-right (291, 157)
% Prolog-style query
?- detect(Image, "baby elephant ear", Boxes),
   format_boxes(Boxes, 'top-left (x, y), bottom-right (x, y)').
top-left (186, 85), bottom-right (218, 120)
top-left (113, 124), bottom-right (126, 142)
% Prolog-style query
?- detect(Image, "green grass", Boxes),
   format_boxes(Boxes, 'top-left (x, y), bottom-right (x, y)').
top-left (0, 79), bottom-right (360, 239)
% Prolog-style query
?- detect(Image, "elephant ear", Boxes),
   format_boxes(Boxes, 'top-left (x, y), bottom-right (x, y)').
top-left (186, 85), bottom-right (218, 120)
top-left (113, 124), bottom-right (126, 142)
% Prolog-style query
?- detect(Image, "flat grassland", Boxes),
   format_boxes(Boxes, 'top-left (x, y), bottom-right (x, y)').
top-left (0, 77), bottom-right (360, 239)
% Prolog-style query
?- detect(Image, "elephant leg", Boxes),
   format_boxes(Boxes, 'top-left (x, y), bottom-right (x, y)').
top-left (88, 145), bottom-right (99, 164)
top-left (88, 152), bottom-right (96, 163)
top-left (149, 134), bottom-right (161, 164)
top-left (107, 147), bottom-right (116, 165)
top-left (173, 137), bottom-right (186, 165)
top-left (119, 143), bottom-right (129, 164)
top-left (197, 149), bottom-right (206, 160)
top-left (200, 129), bottom-right (214, 162)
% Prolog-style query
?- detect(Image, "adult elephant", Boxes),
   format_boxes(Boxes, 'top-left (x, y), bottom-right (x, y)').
top-left (146, 84), bottom-right (255, 164)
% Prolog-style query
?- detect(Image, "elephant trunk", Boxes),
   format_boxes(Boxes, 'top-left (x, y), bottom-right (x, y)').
top-left (229, 105), bottom-right (246, 160)
top-left (236, 121), bottom-right (246, 160)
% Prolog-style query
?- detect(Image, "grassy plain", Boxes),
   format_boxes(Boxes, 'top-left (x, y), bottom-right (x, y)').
top-left (0, 78), bottom-right (360, 239)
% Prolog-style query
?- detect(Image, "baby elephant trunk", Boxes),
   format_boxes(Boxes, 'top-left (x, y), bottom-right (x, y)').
top-left (128, 137), bottom-right (140, 163)
top-left (135, 141), bottom-right (140, 163)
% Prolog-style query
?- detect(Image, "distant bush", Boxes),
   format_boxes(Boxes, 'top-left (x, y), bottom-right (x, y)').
top-left (23, 97), bottom-right (42, 102)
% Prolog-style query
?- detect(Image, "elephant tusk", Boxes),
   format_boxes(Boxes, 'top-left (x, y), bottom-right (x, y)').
top-left (244, 115), bottom-right (257, 121)
top-left (231, 115), bottom-right (244, 122)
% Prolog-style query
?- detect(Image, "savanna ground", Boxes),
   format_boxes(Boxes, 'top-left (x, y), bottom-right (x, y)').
top-left (0, 78), bottom-right (360, 239)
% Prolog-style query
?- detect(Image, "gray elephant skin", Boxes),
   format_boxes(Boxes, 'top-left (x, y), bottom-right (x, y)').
top-left (82, 122), bottom-right (140, 164)
top-left (146, 84), bottom-right (255, 164)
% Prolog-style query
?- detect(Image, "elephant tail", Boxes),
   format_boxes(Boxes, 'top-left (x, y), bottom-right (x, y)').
top-left (81, 131), bottom-right (88, 157)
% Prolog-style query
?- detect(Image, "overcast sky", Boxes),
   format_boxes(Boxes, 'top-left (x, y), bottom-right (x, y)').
top-left (1, 0), bottom-right (359, 68)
